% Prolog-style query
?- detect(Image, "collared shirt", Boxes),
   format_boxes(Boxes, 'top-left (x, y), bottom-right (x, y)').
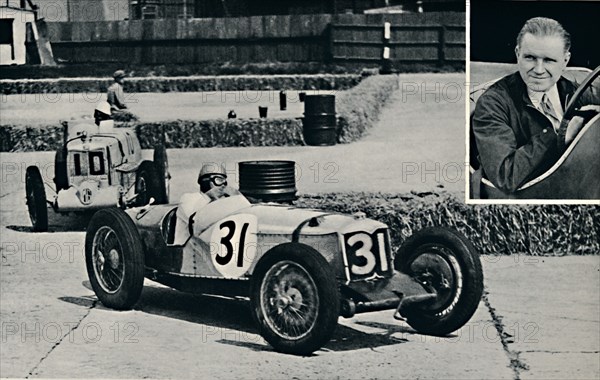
top-left (527, 84), bottom-right (563, 131)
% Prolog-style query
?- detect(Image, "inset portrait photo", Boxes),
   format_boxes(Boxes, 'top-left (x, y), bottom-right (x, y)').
top-left (468, 0), bottom-right (600, 203)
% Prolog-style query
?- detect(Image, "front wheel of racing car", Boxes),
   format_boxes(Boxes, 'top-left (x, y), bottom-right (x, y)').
top-left (153, 145), bottom-right (170, 204)
top-left (395, 227), bottom-right (484, 336)
top-left (85, 207), bottom-right (145, 310)
top-left (25, 166), bottom-right (48, 232)
top-left (250, 243), bottom-right (340, 356)
top-left (135, 161), bottom-right (161, 207)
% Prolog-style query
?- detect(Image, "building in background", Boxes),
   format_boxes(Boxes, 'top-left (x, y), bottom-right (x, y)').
top-left (1, 0), bottom-right (55, 65)
top-left (128, 0), bottom-right (463, 20)
top-left (0, 4), bottom-right (36, 64)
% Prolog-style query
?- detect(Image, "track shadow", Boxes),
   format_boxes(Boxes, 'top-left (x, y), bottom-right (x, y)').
top-left (6, 224), bottom-right (88, 233)
top-left (324, 323), bottom-right (409, 352)
top-left (5, 225), bottom-right (35, 233)
top-left (6, 210), bottom-right (93, 233)
top-left (58, 295), bottom-right (97, 308)
top-left (356, 320), bottom-right (459, 339)
top-left (60, 283), bottom-right (414, 355)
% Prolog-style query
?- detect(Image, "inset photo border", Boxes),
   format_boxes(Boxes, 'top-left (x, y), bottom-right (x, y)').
top-left (466, 0), bottom-right (600, 204)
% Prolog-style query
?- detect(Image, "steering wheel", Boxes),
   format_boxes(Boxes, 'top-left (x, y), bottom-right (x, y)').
top-left (559, 65), bottom-right (600, 131)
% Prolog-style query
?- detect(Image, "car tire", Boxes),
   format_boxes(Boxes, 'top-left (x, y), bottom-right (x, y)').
top-left (85, 207), bottom-right (145, 310)
top-left (54, 148), bottom-right (69, 191)
top-left (25, 166), bottom-right (48, 232)
top-left (135, 161), bottom-right (161, 207)
top-left (395, 227), bottom-right (484, 336)
top-left (153, 145), bottom-right (170, 204)
top-left (250, 243), bottom-right (340, 355)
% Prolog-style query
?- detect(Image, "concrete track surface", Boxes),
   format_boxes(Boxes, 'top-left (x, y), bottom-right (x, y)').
top-left (1, 73), bottom-right (599, 379)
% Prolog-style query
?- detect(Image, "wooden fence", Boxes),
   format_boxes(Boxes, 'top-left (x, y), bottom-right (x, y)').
top-left (329, 12), bottom-right (464, 66)
top-left (45, 12), bottom-right (465, 65)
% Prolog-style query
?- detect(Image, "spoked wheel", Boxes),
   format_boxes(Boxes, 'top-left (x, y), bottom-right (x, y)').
top-left (251, 243), bottom-right (339, 356)
top-left (25, 166), bottom-right (48, 232)
top-left (153, 145), bottom-right (170, 204)
top-left (85, 208), bottom-right (144, 310)
top-left (396, 227), bottom-right (483, 336)
top-left (135, 161), bottom-right (160, 207)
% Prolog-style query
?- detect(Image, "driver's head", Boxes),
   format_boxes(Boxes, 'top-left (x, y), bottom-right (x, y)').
top-left (113, 70), bottom-right (126, 84)
top-left (198, 164), bottom-right (228, 193)
top-left (515, 17), bottom-right (571, 93)
top-left (93, 101), bottom-right (112, 126)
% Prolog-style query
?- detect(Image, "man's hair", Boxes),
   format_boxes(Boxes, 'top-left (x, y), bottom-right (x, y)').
top-left (516, 17), bottom-right (571, 52)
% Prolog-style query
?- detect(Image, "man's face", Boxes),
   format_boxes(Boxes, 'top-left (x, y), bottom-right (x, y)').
top-left (116, 77), bottom-right (125, 84)
top-left (515, 33), bottom-right (570, 92)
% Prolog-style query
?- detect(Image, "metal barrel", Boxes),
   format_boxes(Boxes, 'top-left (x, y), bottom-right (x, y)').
top-left (302, 94), bottom-right (337, 146)
top-left (239, 160), bottom-right (297, 203)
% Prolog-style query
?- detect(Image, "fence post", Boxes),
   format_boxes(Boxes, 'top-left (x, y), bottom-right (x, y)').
top-left (438, 25), bottom-right (446, 66)
top-left (380, 21), bottom-right (392, 74)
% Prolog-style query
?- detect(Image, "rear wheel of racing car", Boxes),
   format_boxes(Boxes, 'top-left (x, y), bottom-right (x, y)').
top-left (153, 145), bottom-right (170, 204)
top-left (250, 243), bottom-right (340, 355)
top-left (135, 161), bottom-right (161, 206)
top-left (396, 227), bottom-right (483, 336)
top-left (25, 166), bottom-right (48, 232)
top-left (85, 207), bottom-right (145, 310)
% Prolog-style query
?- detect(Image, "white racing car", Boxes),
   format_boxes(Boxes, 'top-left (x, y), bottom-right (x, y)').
top-left (85, 191), bottom-right (484, 355)
top-left (25, 120), bottom-right (170, 231)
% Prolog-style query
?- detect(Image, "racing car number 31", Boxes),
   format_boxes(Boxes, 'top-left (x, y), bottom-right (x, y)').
top-left (209, 214), bottom-right (258, 278)
top-left (344, 229), bottom-right (393, 281)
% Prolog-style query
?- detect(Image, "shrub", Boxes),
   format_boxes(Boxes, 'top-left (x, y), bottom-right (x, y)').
top-left (295, 192), bottom-right (600, 256)
top-left (2, 73), bottom-right (400, 150)
top-left (0, 75), bottom-right (362, 95)
top-left (336, 74), bottom-right (399, 143)
top-left (0, 118), bottom-right (304, 152)
top-left (134, 119), bottom-right (304, 149)
top-left (0, 62), bottom-right (355, 80)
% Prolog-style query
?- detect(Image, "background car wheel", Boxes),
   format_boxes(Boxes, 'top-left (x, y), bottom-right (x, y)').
top-left (395, 227), bottom-right (484, 336)
top-left (53, 148), bottom-right (69, 191)
top-left (85, 208), bottom-right (145, 310)
top-left (250, 243), bottom-right (340, 356)
top-left (135, 161), bottom-right (161, 206)
top-left (25, 166), bottom-right (48, 232)
top-left (153, 145), bottom-right (170, 204)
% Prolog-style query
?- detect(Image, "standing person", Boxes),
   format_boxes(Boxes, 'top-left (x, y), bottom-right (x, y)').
top-left (472, 17), bottom-right (598, 195)
top-left (107, 70), bottom-right (128, 112)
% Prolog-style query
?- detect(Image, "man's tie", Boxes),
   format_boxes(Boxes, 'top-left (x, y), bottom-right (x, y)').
top-left (541, 94), bottom-right (560, 129)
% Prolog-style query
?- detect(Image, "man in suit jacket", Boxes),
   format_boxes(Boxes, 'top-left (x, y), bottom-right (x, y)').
top-left (472, 17), bottom-right (597, 194)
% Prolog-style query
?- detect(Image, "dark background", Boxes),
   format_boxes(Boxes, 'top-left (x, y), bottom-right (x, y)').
top-left (471, 0), bottom-right (600, 68)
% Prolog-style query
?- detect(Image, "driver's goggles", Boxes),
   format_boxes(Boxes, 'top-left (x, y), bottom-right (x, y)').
top-left (210, 176), bottom-right (227, 186)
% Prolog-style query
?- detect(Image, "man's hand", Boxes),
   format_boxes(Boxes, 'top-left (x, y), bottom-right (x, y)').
top-left (565, 105), bottom-right (600, 145)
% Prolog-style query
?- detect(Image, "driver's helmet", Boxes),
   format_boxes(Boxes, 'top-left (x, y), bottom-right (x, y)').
top-left (198, 163), bottom-right (227, 184)
top-left (198, 164), bottom-right (228, 193)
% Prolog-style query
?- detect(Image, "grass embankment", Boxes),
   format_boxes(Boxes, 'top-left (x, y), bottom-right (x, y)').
top-left (1, 74), bottom-right (397, 151)
top-left (296, 192), bottom-right (599, 256)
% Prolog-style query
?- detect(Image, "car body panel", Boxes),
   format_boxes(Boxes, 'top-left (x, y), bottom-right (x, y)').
top-left (128, 195), bottom-right (392, 288)
top-left (52, 124), bottom-right (148, 210)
